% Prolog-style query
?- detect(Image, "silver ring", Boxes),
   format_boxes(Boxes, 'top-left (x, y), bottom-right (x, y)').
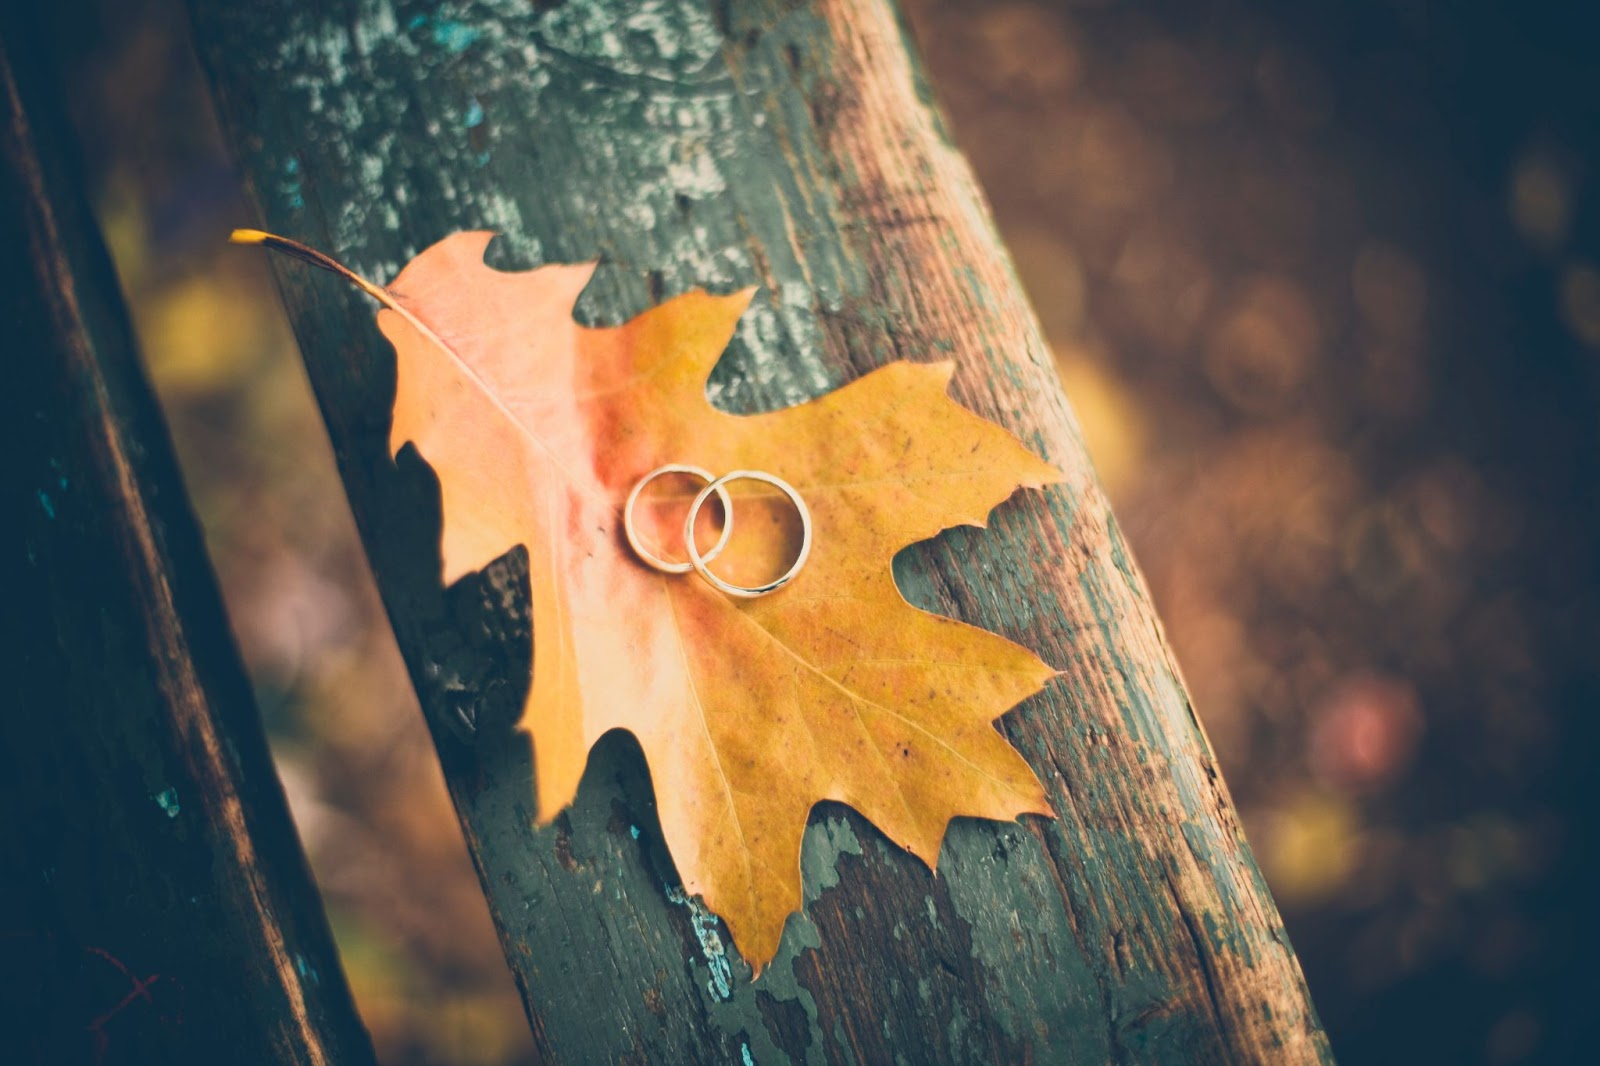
top-left (684, 470), bottom-right (812, 598)
top-left (625, 464), bottom-right (733, 574)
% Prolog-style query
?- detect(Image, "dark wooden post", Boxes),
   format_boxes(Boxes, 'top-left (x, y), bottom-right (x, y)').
top-left (0, 12), bottom-right (375, 1064)
top-left (189, 1), bottom-right (1332, 1062)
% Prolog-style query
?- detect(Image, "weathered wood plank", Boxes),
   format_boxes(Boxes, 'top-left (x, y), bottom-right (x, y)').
top-left (0, 11), bottom-right (375, 1064)
top-left (188, 0), bottom-right (1332, 1061)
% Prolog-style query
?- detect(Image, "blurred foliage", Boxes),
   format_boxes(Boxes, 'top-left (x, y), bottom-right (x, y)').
top-left (40, 0), bottom-right (1600, 1063)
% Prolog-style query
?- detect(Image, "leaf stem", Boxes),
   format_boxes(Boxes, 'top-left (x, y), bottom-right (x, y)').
top-left (229, 228), bottom-right (402, 313)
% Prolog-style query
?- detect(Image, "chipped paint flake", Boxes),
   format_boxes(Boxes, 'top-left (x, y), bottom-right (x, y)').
top-left (666, 883), bottom-right (733, 1000)
top-left (294, 952), bottom-right (323, 985)
top-left (153, 787), bottom-right (180, 818)
top-left (666, 149), bottom-right (726, 199)
top-left (432, 20), bottom-right (481, 54)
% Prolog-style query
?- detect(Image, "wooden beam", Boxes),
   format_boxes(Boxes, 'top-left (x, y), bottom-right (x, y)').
top-left (188, 1), bottom-right (1332, 1061)
top-left (0, 11), bottom-right (375, 1064)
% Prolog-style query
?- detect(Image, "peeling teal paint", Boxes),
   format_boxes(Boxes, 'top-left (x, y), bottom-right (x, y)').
top-left (282, 155), bottom-right (304, 211)
top-left (404, 10), bottom-right (481, 55)
top-left (295, 952), bottom-right (322, 985)
top-left (153, 787), bottom-right (180, 818)
top-left (629, 824), bottom-right (641, 839)
top-left (432, 19), bottom-right (481, 54)
top-left (741, 1041), bottom-right (756, 1065)
top-left (36, 490), bottom-right (54, 518)
top-left (464, 99), bottom-right (484, 128)
top-left (666, 883), bottom-right (732, 1000)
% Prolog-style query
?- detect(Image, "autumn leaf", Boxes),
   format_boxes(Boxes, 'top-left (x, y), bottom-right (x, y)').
top-left (236, 229), bottom-right (1064, 972)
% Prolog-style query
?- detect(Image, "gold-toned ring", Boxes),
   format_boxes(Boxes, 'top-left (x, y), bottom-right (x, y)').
top-left (684, 470), bottom-right (812, 598)
top-left (624, 464), bottom-right (733, 574)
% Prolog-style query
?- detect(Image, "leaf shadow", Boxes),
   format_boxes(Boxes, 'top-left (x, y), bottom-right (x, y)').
top-left (371, 438), bottom-right (769, 1049)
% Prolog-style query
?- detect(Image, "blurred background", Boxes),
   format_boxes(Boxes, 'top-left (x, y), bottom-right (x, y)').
top-left (36, 0), bottom-right (1600, 1062)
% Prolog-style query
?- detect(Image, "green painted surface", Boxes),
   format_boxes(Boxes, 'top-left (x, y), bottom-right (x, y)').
top-left (188, 0), bottom-right (1332, 1061)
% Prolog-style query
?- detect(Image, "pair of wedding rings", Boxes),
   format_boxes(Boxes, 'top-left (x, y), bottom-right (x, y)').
top-left (623, 464), bottom-right (812, 598)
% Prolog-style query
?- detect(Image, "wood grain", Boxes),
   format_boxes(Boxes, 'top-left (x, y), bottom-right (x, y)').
top-left (0, 10), bottom-right (374, 1064)
top-left (188, 0), bottom-right (1333, 1061)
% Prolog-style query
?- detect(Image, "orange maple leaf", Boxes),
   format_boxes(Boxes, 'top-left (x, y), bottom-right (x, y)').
top-left (237, 229), bottom-right (1064, 971)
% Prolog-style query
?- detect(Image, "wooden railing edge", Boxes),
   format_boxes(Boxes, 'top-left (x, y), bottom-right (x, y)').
top-left (1, 9), bottom-right (375, 1063)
